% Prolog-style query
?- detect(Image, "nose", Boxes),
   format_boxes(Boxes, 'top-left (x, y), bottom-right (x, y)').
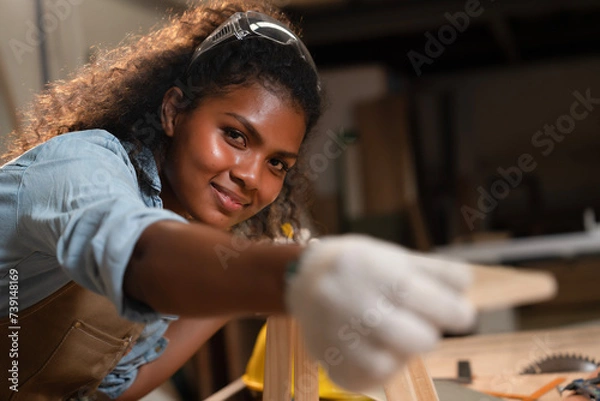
top-left (230, 154), bottom-right (261, 191)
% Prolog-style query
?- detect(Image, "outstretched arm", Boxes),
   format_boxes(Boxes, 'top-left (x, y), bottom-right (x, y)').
top-left (126, 226), bottom-right (476, 393)
top-left (124, 220), bottom-right (302, 317)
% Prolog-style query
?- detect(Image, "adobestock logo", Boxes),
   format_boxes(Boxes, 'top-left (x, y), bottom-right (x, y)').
top-left (9, 0), bottom-right (85, 65)
top-left (461, 88), bottom-right (600, 230)
top-left (407, 0), bottom-right (495, 77)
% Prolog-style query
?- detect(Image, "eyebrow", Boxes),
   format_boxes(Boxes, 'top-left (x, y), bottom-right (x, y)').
top-left (225, 112), bottom-right (299, 160)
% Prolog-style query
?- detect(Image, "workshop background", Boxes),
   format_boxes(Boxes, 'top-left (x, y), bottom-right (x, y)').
top-left (2, 0), bottom-right (600, 400)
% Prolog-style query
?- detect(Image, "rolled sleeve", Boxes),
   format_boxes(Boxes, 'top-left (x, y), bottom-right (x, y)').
top-left (16, 131), bottom-right (187, 322)
top-left (98, 318), bottom-right (172, 398)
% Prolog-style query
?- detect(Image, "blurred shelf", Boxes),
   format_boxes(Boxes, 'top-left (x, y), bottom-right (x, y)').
top-left (435, 231), bottom-right (600, 264)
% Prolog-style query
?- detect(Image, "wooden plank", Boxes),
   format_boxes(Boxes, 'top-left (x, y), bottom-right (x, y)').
top-left (354, 94), bottom-right (433, 250)
top-left (292, 320), bottom-right (319, 401)
top-left (384, 357), bottom-right (439, 401)
top-left (406, 357), bottom-right (440, 400)
top-left (468, 264), bottom-right (557, 311)
top-left (425, 325), bottom-right (600, 379)
top-left (382, 363), bottom-right (418, 401)
top-left (263, 316), bottom-right (292, 401)
top-left (354, 95), bottom-right (408, 216)
top-left (202, 377), bottom-right (247, 401)
top-left (519, 256), bottom-right (600, 306)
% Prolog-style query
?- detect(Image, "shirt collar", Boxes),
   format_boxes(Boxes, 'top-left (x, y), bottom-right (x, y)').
top-left (120, 140), bottom-right (162, 193)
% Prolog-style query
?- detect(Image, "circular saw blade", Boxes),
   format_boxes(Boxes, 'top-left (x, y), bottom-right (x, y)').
top-left (520, 353), bottom-right (599, 374)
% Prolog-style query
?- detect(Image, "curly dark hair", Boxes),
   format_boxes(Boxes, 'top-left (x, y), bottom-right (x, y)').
top-left (3, 0), bottom-right (325, 241)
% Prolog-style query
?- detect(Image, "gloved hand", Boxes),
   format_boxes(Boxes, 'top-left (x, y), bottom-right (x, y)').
top-left (285, 234), bottom-right (476, 393)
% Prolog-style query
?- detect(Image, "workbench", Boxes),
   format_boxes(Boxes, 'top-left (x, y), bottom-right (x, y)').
top-left (424, 324), bottom-right (600, 401)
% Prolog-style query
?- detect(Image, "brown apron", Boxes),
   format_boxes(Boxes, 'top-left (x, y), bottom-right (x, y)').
top-left (1, 282), bottom-right (145, 401)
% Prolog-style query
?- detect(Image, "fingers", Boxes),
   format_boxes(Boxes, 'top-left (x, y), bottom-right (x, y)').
top-left (326, 339), bottom-right (402, 392)
top-left (405, 251), bottom-right (474, 292)
top-left (399, 272), bottom-right (476, 333)
top-left (355, 244), bottom-right (476, 333)
top-left (370, 308), bottom-right (440, 355)
top-left (348, 235), bottom-right (473, 292)
top-left (289, 234), bottom-right (478, 392)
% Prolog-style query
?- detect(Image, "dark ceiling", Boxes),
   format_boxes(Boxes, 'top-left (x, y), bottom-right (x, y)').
top-left (281, 0), bottom-right (600, 78)
top-left (139, 0), bottom-right (600, 78)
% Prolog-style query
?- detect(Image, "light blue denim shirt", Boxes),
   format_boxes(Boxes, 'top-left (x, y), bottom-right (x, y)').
top-left (0, 129), bottom-right (188, 398)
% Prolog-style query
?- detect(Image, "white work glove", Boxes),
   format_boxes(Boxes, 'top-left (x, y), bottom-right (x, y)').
top-left (285, 234), bottom-right (475, 392)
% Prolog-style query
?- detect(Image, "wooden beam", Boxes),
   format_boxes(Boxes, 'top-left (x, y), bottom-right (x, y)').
top-left (263, 316), bottom-right (293, 401)
top-left (488, 13), bottom-right (520, 63)
top-left (467, 264), bottom-right (557, 311)
top-left (292, 320), bottom-right (320, 401)
top-left (385, 357), bottom-right (439, 401)
top-left (202, 377), bottom-right (247, 401)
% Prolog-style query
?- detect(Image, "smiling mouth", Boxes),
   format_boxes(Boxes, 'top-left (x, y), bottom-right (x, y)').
top-left (210, 184), bottom-right (248, 213)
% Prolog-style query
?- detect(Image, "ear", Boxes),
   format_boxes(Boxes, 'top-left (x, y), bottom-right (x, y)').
top-left (161, 87), bottom-right (185, 138)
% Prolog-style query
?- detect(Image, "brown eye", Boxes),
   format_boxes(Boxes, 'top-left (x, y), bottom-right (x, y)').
top-left (224, 129), bottom-right (246, 147)
top-left (269, 159), bottom-right (289, 172)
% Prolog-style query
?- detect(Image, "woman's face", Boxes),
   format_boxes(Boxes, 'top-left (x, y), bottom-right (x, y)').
top-left (160, 83), bottom-right (306, 230)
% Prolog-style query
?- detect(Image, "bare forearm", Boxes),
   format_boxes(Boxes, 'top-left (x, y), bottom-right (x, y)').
top-left (124, 220), bottom-right (302, 317)
top-left (116, 316), bottom-right (229, 401)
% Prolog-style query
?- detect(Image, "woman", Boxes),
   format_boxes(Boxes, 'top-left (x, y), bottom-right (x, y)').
top-left (0, 1), bottom-right (475, 400)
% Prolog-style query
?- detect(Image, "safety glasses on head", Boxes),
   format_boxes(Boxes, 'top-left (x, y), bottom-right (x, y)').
top-left (187, 11), bottom-right (319, 80)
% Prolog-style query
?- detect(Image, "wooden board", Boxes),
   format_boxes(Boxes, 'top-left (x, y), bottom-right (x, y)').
top-left (383, 357), bottom-right (440, 401)
top-left (421, 324), bottom-right (600, 401)
top-left (354, 95), bottom-right (409, 216)
top-left (354, 94), bottom-right (433, 251)
top-left (424, 325), bottom-right (600, 379)
top-left (468, 264), bottom-right (558, 310)
top-left (263, 316), bottom-right (292, 401)
top-left (292, 320), bottom-right (319, 401)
